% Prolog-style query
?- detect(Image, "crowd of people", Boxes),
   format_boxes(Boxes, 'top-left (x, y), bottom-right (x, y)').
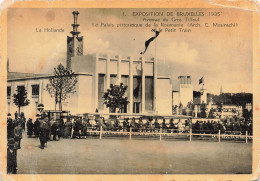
top-left (21, 115), bottom-right (254, 140)
top-left (7, 112), bottom-right (24, 174)
top-left (192, 118), bottom-right (253, 135)
top-left (7, 111), bottom-right (253, 173)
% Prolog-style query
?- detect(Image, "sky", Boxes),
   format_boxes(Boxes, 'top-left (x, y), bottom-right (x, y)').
top-left (7, 8), bottom-right (252, 94)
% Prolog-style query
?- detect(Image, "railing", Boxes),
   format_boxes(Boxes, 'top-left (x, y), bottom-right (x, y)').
top-left (86, 127), bottom-right (253, 143)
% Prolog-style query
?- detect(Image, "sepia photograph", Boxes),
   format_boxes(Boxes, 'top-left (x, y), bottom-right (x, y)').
top-left (3, 4), bottom-right (257, 178)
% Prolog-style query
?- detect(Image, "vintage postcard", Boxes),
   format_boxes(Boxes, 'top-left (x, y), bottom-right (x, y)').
top-left (0, 0), bottom-right (259, 180)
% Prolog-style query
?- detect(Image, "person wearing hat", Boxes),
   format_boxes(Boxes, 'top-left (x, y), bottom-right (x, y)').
top-left (26, 118), bottom-right (34, 137)
top-left (50, 119), bottom-right (58, 141)
top-left (14, 111), bottom-right (18, 120)
top-left (33, 118), bottom-right (40, 137)
top-left (7, 138), bottom-right (17, 174)
top-left (14, 122), bottom-right (23, 149)
top-left (64, 118), bottom-right (72, 138)
top-left (7, 115), bottom-right (14, 139)
top-left (39, 120), bottom-right (49, 149)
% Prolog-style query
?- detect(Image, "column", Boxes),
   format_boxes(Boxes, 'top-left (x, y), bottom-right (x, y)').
top-left (39, 80), bottom-right (43, 104)
top-left (94, 53), bottom-right (99, 111)
top-left (105, 54), bottom-right (111, 113)
top-left (141, 57), bottom-right (145, 113)
top-left (106, 54), bottom-right (111, 90)
top-left (153, 58), bottom-right (157, 113)
top-left (117, 55), bottom-right (121, 85)
top-left (194, 105), bottom-right (198, 118)
top-left (129, 56), bottom-right (133, 113)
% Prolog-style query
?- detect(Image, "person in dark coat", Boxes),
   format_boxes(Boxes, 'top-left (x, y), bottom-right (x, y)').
top-left (39, 120), bottom-right (50, 149)
top-left (26, 118), bottom-right (34, 137)
top-left (59, 119), bottom-right (65, 138)
top-left (137, 117), bottom-right (143, 130)
top-left (7, 138), bottom-right (17, 174)
top-left (64, 119), bottom-right (72, 138)
top-left (123, 118), bottom-right (129, 131)
top-left (15, 111), bottom-right (18, 120)
top-left (162, 119), bottom-right (167, 129)
top-left (72, 119), bottom-right (80, 139)
top-left (50, 120), bottom-right (58, 141)
top-left (81, 119), bottom-right (88, 138)
top-left (33, 118), bottom-right (40, 137)
top-left (14, 122), bottom-right (23, 149)
top-left (130, 117), bottom-right (136, 131)
top-left (154, 118), bottom-right (160, 130)
top-left (21, 118), bottom-right (26, 132)
top-left (7, 118), bottom-right (14, 139)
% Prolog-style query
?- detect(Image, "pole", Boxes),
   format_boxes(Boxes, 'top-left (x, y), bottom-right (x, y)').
top-left (100, 126), bottom-right (102, 140)
top-left (246, 131), bottom-right (248, 144)
top-left (189, 128), bottom-right (192, 142)
top-left (130, 127), bottom-right (132, 140)
top-left (160, 128), bottom-right (162, 141)
top-left (218, 130), bottom-right (221, 143)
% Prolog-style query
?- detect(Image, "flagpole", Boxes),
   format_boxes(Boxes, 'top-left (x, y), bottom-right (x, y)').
top-left (154, 27), bottom-right (157, 113)
top-left (155, 27), bottom-right (157, 62)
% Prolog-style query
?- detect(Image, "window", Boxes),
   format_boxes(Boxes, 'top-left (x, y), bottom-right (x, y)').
top-left (7, 86), bottom-right (11, 97)
top-left (98, 74), bottom-right (105, 110)
top-left (17, 86), bottom-right (25, 92)
top-left (133, 102), bottom-right (141, 113)
top-left (32, 85), bottom-right (39, 96)
top-left (110, 75), bottom-right (117, 86)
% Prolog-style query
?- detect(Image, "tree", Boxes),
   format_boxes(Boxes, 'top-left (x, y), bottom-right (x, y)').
top-left (200, 103), bottom-right (207, 118)
top-left (46, 64), bottom-right (78, 111)
top-left (13, 86), bottom-right (30, 116)
top-left (103, 83), bottom-right (129, 113)
top-left (208, 108), bottom-right (215, 118)
top-left (186, 101), bottom-right (194, 116)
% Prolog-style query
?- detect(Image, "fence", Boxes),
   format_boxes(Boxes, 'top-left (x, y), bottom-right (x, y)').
top-left (86, 127), bottom-right (253, 143)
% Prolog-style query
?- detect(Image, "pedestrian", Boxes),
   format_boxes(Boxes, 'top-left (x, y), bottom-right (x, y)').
top-left (82, 119), bottom-right (88, 138)
top-left (64, 118), bottom-right (72, 138)
top-left (50, 119), bottom-right (58, 141)
top-left (39, 120), bottom-right (49, 149)
top-left (26, 118), bottom-right (34, 137)
top-left (59, 118), bottom-right (65, 138)
top-left (7, 138), bottom-right (17, 174)
top-left (33, 118), bottom-right (40, 137)
top-left (7, 117), bottom-right (14, 139)
top-left (20, 113), bottom-right (26, 131)
top-left (15, 111), bottom-right (18, 120)
top-left (14, 122), bottom-right (23, 149)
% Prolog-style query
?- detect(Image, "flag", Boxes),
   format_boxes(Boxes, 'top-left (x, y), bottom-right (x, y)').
top-left (199, 77), bottom-right (204, 85)
top-left (140, 29), bottom-right (160, 54)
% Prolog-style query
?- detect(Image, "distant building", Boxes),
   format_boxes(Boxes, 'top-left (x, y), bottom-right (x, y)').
top-left (172, 76), bottom-right (193, 108)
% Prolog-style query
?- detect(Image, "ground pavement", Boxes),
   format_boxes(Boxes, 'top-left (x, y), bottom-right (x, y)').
top-left (17, 134), bottom-right (252, 174)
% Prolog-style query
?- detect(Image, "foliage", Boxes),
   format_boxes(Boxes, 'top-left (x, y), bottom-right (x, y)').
top-left (200, 103), bottom-right (207, 118)
top-left (13, 87), bottom-right (30, 115)
top-left (210, 93), bottom-right (252, 107)
top-left (103, 83), bottom-right (129, 113)
top-left (208, 108), bottom-right (215, 118)
top-left (46, 64), bottom-right (78, 111)
top-left (243, 109), bottom-right (252, 121)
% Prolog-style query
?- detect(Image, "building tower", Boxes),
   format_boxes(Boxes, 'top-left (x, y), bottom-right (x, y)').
top-left (178, 76), bottom-right (193, 107)
top-left (67, 11), bottom-right (84, 70)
